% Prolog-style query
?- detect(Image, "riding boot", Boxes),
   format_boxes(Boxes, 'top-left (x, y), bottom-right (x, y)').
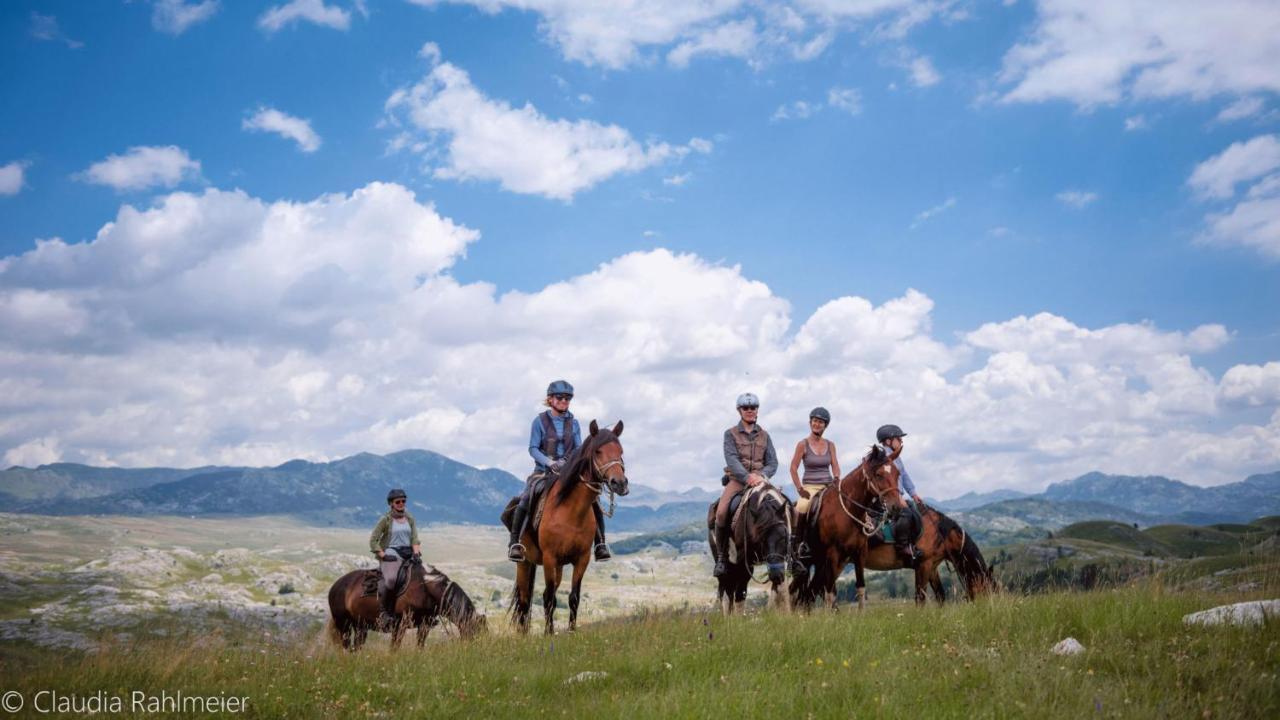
top-left (789, 513), bottom-right (808, 575)
top-left (713, 523), bottom-right (731, 577)
top-left (508, 503), bottom-right (530, 562)
top-left (592, 501), bottom-right (611, 561)
top-left (376, 582), bottom-right (396, 630)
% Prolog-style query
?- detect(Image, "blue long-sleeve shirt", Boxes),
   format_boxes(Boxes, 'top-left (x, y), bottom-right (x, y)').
top-left (877, 444), bottom-right (917, 497)
top-left (529, 412), bottom-right (581, 471)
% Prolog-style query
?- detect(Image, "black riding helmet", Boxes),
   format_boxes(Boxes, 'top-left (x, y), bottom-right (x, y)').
top-left (386, 488), bottom-right (407, 504)
top-left (876, 424), bottom-right (907, 443)
top-left (809, 407), bottom-right (831, 423)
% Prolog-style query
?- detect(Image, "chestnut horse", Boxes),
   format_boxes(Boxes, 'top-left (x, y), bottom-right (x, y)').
top-left (507, 419), bottom-right (628, 634)
top-left (704, 482), bottom-right (793, 614)
top-left (327, 557), bottom-right (485, 651)
top-left (862, 505), bottom-right (998, 604)
top-left (789, 444), bottom-right (903, 611)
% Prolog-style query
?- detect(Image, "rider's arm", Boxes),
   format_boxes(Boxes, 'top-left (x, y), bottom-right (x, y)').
top-left (369, 515), bottom-right (388, 556)
top-left (723, 430), bottom-right (748, 481)
top-left (761, 435), bottom-right (779, 479)
top-left (829, 441), bottom-right (841, 481)
top-left (789, 440), bottom-right (805, 489)
top-left (896, 458), bottom-right (917, 498)
top-left (529, 417), bottom-right (552, 467)
top-left (571, 417), bottom-right (582, 448)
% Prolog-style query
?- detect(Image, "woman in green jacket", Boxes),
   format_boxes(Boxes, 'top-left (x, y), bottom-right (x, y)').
top-left (369, 488), bottom-right (422, 628)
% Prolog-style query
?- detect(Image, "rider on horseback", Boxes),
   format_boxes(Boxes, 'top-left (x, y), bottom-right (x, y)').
top-left (876, 424), bottom-right (926, 565)
top-left (370, 488), bottom-right (422, 629)
top-left (508, 380), bottom-right (612, 563)
top-left (788, 406), bottom-right (841, 574)
top-left (713, 392), bottom-right (778, 578)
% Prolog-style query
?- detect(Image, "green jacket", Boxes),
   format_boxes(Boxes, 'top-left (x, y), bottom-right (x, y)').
top-left (369, 511), bottom-right (420, 555)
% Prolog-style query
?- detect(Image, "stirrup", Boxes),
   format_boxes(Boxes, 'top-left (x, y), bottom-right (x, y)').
top-left (593, 543), bottom-right (611, 561)
top-left (797, 541), bottom-right (811, 559)
top-left (508, 543), bottom-right (527, 562)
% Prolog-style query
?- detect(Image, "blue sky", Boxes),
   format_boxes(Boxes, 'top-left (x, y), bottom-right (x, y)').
top-left (1, 1), bottom-right (1278, 494)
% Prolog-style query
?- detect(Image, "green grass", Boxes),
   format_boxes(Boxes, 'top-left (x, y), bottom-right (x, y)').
top-left (3, 585), bottom-right (1278, 719)
top-left (1144, 525), bottom-right (1251, 558)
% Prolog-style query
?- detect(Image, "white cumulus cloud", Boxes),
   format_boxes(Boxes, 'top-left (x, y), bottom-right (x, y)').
top-left (152, 0), bottom-right (220, 35)
top-left (0, 161), bottom-right (28, 196)
top-left (1000, 0), bottom-right (1280, 107)
top-left (242, 107), bottom-right (322, 153)
top-left (1056, 190), bottom-right (1098, 208)
top-left (258, 0), bottom-right (351, 33)
top-left (75, 146), bottom-right (201, 192)
top-left (1190, 135), bottom-right (1280, 258)
top-left (384, 54), bottom-right (699, 200)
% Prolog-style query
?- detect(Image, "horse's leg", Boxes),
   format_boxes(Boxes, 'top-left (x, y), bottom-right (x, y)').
top-left (542, 559), bottom-right (562, 635)
top-left (567, 557), bottom-right (589, 631)
top-left (417, 612), bottom-right (433, 647)
top-left (929, 566), bottom-right (946, 606)
top-left (823, 549), bottom-right (842, 610)
top-left (854, 557), bottom-right (866, 611)
top-left (914, 560), bottom-right (935, 606)
top-left (514, 561), bottom-right (534, 635)
top-left (353, 626), bottom-right (368, 651)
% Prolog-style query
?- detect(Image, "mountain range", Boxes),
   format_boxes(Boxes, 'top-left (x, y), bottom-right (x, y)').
top-left (3, 451), bottom-right (1278, 535)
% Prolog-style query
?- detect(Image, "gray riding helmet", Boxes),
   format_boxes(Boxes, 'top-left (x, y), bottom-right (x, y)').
top-left (876, 424), bottom-right (907, 443)
top-left (546, 379), bottom-right (574, 397)
top-left (809, 407), bottom-right (831, 423)
top-left (736, 392), bottom-right (760, 409)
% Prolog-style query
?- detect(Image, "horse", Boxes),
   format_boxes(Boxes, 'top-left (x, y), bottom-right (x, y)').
top-left (505, 419), bottom-right (628, 634)
top-left (861, 505), bottom-right (998, 604)
top-left (788, 444), bottom-right (904, 611)
top-left (704, 482), bottom-right (793, 614)
top-left (327, 556), bottom-right (485, 651)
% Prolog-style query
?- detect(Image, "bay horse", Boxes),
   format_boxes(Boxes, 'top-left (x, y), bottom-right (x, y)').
top-left (704, 482), bottom-right (793, 614)
top-left (861, 505), bottom-right (998, 604)
top-left (788, 444), bottom-right (903, 611)
top-left (327, 557), bottom-right (485, 651)
top-left (507, 419), bottom-right (628, 634)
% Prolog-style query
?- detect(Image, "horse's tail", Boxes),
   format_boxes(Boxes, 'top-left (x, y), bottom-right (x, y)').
top-left (326, 617), bottom-right (344, 647)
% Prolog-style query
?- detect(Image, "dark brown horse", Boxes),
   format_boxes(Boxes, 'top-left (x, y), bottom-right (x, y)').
top-left (327, 557), bottom-right (485, 650)
top-left (506, 419), bottom-right (628, 634)
top-left (861, 505), bottom-right (998, 604)
top-left (704, 482), bottom-right (793, 614)
top-left (788, 444), bottom-right (903, 611)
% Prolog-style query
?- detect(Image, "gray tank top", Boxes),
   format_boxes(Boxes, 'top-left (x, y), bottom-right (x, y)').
top-left (802, 440), bottom-right (833, 484)
top-left (388, 518), bottom-right (413, 548)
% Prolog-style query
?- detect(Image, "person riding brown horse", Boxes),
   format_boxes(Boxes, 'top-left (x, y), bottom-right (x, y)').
top-left (369, 488), bottom-right (422, 629)
top-left (793, 502), bottom-right (997, 608)
top-left (705, 481), bottom-right (793, 613)
top-left (713, 392), bottom-right (779, 578)
top-left (503, 419), bottom-right (628, 634)
top-left (509, 380), bottom-right (612, 563)
top-left (788, 443), bottom-right (903, 610)
top-left (327, 556), bottom-right (485, 651)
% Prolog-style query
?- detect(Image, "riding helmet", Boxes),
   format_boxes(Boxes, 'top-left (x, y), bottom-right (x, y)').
top-left (546, 379), bottom-right (574, 398)
top-left (809, 407), bottom-right (831, 423)
top-left (736, 392), bottom-right (760, 409)
top-left (386, 488), bottom-right (407, 503)
top-left (876, 424), bottom-right (907, 443)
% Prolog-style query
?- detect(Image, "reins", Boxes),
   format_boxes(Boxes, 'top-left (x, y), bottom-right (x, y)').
top-left (741, 486), bottom-right (792, 585)
top-left (834, 463), bottom-right (893, 536)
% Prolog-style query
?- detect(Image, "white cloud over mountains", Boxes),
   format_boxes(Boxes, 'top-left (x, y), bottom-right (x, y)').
top-left (75, 146), bottom-right (201, 192)
top-left (384, 49), bottom-right (710, 200)
top-left (1000, 0), bottom-right (1280, 107)
top-left (2, 182), bottom-right (1276, 493)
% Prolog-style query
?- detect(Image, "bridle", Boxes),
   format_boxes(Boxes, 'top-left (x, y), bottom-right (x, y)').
top-left (740, 485), bottom-right (793, 585)
top-left (834, 459), bottom-right (897, 536)
top-left (582, 441), bottom-right (625, 519)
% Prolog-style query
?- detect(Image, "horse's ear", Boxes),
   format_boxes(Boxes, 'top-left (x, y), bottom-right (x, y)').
top-left (589, 419), bottom-right (599, 436)
top-left (612, 420), bottom-right (623, 437)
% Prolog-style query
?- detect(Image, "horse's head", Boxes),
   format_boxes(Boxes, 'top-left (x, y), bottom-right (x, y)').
top-left (748, 485), bottom-right (791, 585)
top-left (587, 419), bottom-right (629, 497)
top-left (860, 444), bottom-right (904, 510)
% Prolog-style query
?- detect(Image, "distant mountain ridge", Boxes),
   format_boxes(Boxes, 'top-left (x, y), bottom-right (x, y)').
top-left (3, 454), bottom-right (1277, 535)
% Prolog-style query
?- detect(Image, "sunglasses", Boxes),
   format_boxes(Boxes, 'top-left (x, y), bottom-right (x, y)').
top-left (740, 406), bottom-right (759, 411)
top-left (550, 394), bottom-right (572, 401)
top-left (392, 499), bottom-right (406, 505)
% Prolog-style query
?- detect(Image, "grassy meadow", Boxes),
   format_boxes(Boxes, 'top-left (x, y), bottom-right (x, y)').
top-left (3, 583), bottom-right (1278, 719)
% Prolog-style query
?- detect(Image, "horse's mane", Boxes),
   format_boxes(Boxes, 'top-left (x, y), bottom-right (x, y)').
top-left (930, 507), bottom-right (991, 580)
top-left (862, 444), bottom-right (889, 467)
top-left (554, 428), bottom-right (619, 502)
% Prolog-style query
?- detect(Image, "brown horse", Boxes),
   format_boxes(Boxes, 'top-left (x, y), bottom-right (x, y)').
top-left (327, 557), bottom-right (485, 651)
top-left (788, 444), bottom-right (903, 611)
top-left (506, 419), bottom-right (628, 634)
top-left (861, 505), bottom-right (998, 604)
top-left (704, 482), bottom-right (793, 614)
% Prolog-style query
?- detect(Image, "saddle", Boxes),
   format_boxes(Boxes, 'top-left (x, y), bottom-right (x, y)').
top-left (363, 553), bottom-right (441, 598)
top-left (706, 485), bottom-right (782, 565)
